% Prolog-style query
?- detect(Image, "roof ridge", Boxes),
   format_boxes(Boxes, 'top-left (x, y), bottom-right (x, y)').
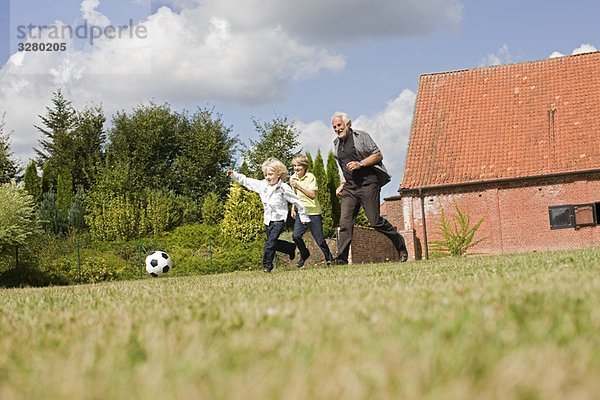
top-left (419, 50), bottom-right (600, 78)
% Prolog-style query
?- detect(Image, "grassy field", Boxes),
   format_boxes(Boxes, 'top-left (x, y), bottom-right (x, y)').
top-left (1, 248), bottom-right (599, 400)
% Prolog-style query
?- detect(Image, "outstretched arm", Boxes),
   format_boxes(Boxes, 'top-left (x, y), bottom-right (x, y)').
top-left (227, 170), bottom-right (264, 194)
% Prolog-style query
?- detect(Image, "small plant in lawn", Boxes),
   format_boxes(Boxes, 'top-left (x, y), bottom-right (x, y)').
top-left (431, 203), bottom-right (486, 257)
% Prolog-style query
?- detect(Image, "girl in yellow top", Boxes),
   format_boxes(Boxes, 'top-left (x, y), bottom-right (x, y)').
top-left (290, 154), bottom-right (334, 268)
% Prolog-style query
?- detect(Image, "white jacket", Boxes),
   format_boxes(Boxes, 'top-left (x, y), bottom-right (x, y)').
top-left (231, 171), bottom-right (310, 225)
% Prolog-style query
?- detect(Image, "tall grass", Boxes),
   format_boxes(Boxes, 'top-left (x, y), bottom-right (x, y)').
top-left (1, 248), bottom-right (599, 399)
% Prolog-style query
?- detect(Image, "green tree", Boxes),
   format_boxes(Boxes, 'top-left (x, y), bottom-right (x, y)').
top-left (105, 102), bottom-right (181, 193)
top-left (85, 102), bottom-right (238, 239)
top-left (221, 181), bottom-right (264, 242)
top-left (140, 189), bottom-right (182, 237)
top-left (35, 91), bottom-right (105, 191)
top-left (40, 164), bottom-right (53, 194)
top-left (0, 182), bottom-right (38, 252)
top-left (85, 162), bottom-right (192, 240)
top-left (67, 187), bottom-right (86, 231)
top-left (202, 192), bottom-right (224, 225)
top-left (23, 160), bottom-right (42, 204)
top-left (173, 107), bottom-right (238, 203)
top-left (245, 115), bottom-right (300, 178)
top-left (306, 152), bottom-right (313, 171)
top-left (34, 90), bottom-right (77, 190)
top-left (84, 163), bottom-right (142, 241)
top-left (326, 150), bottom-right (341, 230)
top-left (72, 105), bottom-right (106, 190)
top-left (238, 160), bottom-right (252, 176)
top-left (38, 191), bottom-right (65, 235)
top-left (56, 168), bottom-right (73, 218)
top-left (354, 208), bottom-right (370, 227)
top-left (312, 150), bottom-right (333, 236)
top-left (0, 114), bottom-right (20, 184)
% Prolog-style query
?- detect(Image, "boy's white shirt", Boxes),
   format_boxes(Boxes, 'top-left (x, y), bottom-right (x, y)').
top-left (231, 171), bottom-right (310, 225)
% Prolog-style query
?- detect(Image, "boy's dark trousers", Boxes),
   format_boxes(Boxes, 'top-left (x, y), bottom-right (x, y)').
top-left (263, 220), bottom-right (295, 269)
top-left (292, 215), bottom-right (333, 262)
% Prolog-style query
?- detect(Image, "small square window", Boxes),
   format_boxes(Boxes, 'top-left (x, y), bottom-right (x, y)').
top-left (549, 205), bottom-right (574, 229)
top-left (574, 204), bottom-right (596, 227)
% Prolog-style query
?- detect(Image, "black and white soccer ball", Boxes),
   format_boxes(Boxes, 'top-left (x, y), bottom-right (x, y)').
top-left (145, 251), bottom-right (173, 277)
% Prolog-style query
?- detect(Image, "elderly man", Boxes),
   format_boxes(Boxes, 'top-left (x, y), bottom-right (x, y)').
top-left (330, 111), bottom-right (408, 265)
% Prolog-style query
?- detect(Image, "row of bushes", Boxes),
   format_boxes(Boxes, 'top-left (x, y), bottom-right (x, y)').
top-left (0, 223), bottom-right (265, 287)
top-left (85, 189), bottom-right (201, 241)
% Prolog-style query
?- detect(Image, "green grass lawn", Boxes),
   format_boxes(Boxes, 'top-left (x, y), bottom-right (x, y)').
top-left (1, 248), bottom-right (599, 399)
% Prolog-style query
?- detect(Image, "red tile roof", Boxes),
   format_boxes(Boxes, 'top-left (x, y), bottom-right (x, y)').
top-left (401, 51), bottom-right (600, 190)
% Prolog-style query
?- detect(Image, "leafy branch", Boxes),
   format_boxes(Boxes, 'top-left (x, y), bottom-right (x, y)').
top-left (430, 203), bottom-right (486, 257)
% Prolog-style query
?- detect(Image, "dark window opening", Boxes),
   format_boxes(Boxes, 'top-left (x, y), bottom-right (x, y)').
top-left (549, 202), bottom-right (600, 229)
top-left (549, 205), bottom-right (574, 229)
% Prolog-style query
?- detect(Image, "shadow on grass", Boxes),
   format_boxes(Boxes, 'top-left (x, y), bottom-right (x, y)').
top-left (0, 266), bottom-right (63, 288)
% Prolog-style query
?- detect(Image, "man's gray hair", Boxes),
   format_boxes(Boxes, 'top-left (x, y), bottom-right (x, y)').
top-left (331, 111), bottom-right (351, 125)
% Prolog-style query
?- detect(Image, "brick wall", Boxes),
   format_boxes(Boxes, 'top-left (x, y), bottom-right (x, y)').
top-left (381, 199), bottom-right (404, 232)
top-left (291, 201), bottom-right (409, 265)
top-left (287, 232), bottom-right (337, 267)
top-left (395, 174), bottom-right (600, 259)
top-left (293, 225), bottom-right (412, 265)
top-left (348, 226), bottom-right (405, 264)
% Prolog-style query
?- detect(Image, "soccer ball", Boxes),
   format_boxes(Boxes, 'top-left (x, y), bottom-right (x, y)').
top-left (145, 251), bottom-right (173, 277)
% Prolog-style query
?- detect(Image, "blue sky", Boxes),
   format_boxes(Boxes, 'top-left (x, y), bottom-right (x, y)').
top-left (0, 0), bottom-right (598, 198)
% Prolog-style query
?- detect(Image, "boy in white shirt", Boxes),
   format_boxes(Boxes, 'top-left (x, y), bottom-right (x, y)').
top-left (227, 158), bottom-right (310, 273)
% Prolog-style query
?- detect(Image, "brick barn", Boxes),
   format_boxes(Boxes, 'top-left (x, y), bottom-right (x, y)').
top-left (388, 51), bottom-right (600, 260)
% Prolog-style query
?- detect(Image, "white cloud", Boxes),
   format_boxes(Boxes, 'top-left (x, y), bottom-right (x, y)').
top-left (0, 4), bottom-right (345, 162)
top-left (295, 119), bottom-right (332, 157)
top-left (80, 0), bottom-right (111, 27)
top-left (549, 43), bottom-right (597, 59)
top-left (296, 89), bottom-right (417, 198)
top-left (572, 43), bottom-right (597, 55)
top-left (0, 0), bottom-right (459, 164)
top-left (486, 43), bottom-right (597, 65)
top-left (479, 44), bottom-right (514, 67)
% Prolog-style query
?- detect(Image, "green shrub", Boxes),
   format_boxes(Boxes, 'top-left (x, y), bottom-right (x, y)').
top-left (221, 183), bottom-right (264, 242)
top-left (201, 192), bottom-right (224, 225)
top-left (38, 253), bottom-right (135, 285)
top-left (86, 185), bottom-right (200, 241)
top-left (39, 191), bottom-right (67, 234)
top-left (430, 203), bottom-right (486, 257)
top-left (0, 263), bottom-right (55, 288)
top-left (0, 231), bottom-right (138, 287)
top-left (56, 168), bottom-right (73, 218)
top-left (161, 223), bottom-right (263, 275)
top-left (85, 191), bottom-right (140, 241)
top-left (0, 182), bottom-right (39, 252)
top-left (140, 189), bottom-right (181, 237)
top-left (67, 188), bottom-right (87, 231)
top-left (176, 195), bottom-right (201, 224)
top-left (23, 161), bottom-right (42, 205)
top-left (1, 223), bottom-right (267, 287)
top-left (354, 208), bottom-right (370, 227)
